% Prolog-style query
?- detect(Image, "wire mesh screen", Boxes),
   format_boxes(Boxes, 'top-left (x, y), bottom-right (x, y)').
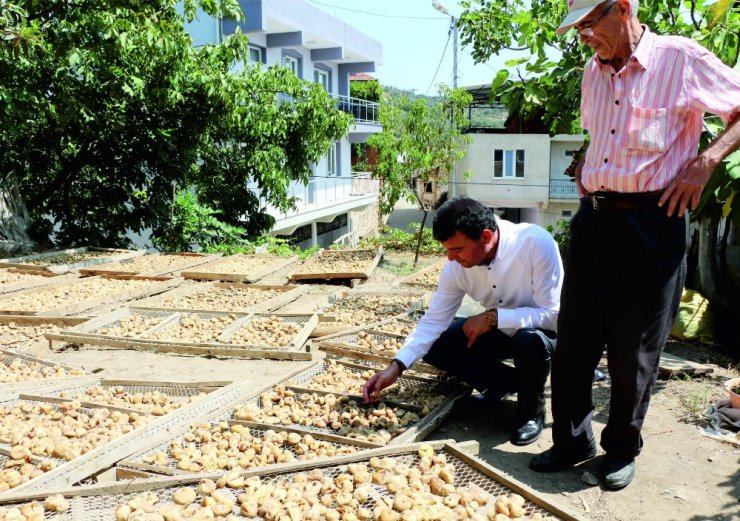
top-left (41, 382), bottom-right (210, 414)
top-left (84, 309), bottom-right (175, 337)
top-left (0, 353), bottom-right (85, 384)
top-left (285, 360), bottom-right (455, 410)
top-left (127, 416), bottom-right (360, 474)
top-left (0, 447), bottom-right (564, 520)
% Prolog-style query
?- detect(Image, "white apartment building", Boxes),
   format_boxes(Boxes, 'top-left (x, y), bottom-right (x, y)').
top-left (185, 0), bottom-right (383, 248)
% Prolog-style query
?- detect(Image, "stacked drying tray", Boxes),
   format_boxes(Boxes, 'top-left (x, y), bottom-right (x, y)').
top-left (0, 441), bottom-right (585, 521)
top-left (118, 358), bottom-right (468, 479)
top-left (47, 307), bottom-right (317, 360)
top-left (77, 253), bottom-right (222, 278)
top-left (312, 288), bottom-right (430, 338)
top-left (0, 379), bottom-right (253, 495)
top-left (0, 248), bottom-right (144, 274)
top-left (0, 275), bottom-right (180, 317)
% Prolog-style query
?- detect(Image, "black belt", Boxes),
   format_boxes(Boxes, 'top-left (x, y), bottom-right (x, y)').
top-left (586, 190), bottom-right (663, 211)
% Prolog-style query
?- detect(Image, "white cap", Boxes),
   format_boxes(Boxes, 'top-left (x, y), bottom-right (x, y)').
top-left (556, 0), bottom-right (607, 35)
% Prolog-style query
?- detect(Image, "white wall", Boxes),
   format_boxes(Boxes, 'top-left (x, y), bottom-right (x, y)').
top-left (550, 136), bottom-right (585, 180)
top-left (457, 134), bottom-right (551, 207)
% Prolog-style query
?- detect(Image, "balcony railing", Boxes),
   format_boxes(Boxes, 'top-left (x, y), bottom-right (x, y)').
top-left (333, 95), bottom-right (380, 124)
top-left (549, 178), bottom-right (580, 200)
top-left (247, 173), bottom-right (379, 219)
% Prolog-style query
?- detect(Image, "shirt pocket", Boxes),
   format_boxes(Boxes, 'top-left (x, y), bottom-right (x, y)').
top-left (625, 106), bottom-right (677, 153)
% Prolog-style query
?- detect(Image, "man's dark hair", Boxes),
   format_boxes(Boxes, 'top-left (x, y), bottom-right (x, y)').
top-left (432, 196), bottom-right (497, 242)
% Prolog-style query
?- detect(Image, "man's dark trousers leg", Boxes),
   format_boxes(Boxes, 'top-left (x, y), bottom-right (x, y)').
top-left (551, 201), bottom-right (686, 457)
top-left (423, 318), bottom-right (556, 422)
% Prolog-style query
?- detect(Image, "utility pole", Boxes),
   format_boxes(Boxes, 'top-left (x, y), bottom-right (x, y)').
top-left (432, 0), bottom-right (459, 197)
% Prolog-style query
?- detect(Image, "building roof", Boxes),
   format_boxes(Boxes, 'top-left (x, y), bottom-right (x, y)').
top-left (350, 73), bottom-right (377, 81)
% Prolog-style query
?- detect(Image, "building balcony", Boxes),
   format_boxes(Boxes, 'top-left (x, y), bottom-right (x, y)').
top-left (549, 178), bottom-right (580, 200)
top-left (333, 95), bottom-right (380, 125)
top-left (248, 173), bottom-right (379, 235)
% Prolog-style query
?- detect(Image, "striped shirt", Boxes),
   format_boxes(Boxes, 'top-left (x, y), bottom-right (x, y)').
top-left (580, 27), bottom-right (740, 193)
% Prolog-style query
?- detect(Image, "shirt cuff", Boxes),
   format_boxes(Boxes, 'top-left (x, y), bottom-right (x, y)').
top-left (496, 308), bottom-right (517, 330)
top-left (394, 348), bottom-right (419, 371)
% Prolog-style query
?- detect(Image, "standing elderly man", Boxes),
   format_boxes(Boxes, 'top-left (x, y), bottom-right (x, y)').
top-left (530, 0), bottom-right (740, 489)
top-left (362, 196), bottom-right (563, 446)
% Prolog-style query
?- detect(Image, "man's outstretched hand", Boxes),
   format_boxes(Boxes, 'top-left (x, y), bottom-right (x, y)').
top-left (362, 362), bottom-right (402, 403)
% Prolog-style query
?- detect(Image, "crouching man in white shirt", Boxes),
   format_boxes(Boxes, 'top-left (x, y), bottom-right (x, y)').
top-left (362, 196), bottom-right (564, 445)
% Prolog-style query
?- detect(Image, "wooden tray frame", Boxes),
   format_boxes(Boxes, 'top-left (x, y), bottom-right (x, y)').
top-left (181, 254), bottom-right (297, 282)
top-left (0, 247), bottom-right (145, 273)
top-left (0, 441), bottom-right (586, 521)
top-left (0, 380), bottom-right (257, 494)
top-left (289, 247), bottom-right (383, 282)
top-left (77, 252), bottom-right (222, 277)
top-left (131, 282), bottom-right (306, 314)
top-left (398, 257), bottom-right (446, 289)
top-left (48, 308), bottom-right (317, 361)
top-left (0, 269), bottom-right (78, 296)
top-left (0, 275), bottom-right (180, 317)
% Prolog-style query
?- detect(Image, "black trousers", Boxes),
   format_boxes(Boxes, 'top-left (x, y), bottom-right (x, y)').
top-left (551, 200), bottom-right (686, 459)
top-left (423, 318), bottom-right (556, 422)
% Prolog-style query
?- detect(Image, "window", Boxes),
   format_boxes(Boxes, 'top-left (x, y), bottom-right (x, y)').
top-left (282, 54), bottom-right (299, 75)
top-left (493, 149), bottom-right (525, 178)
top-left (565, 149), bottom-right (578, 157)
top-left (314, 69), bottom-right (330, 92)
top-left (248, 45), bottom-right (263, 64)
top-left (317, 214), bottom-right (348, 235)
top-left (326, 143), bottom-right (337, 176)
top-left (562, 210), bottom-right (573, 218)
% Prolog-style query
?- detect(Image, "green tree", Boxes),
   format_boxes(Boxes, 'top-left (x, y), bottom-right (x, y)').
top-left (458, 0), bottom-right (740, 310)
top-left (0, 0), bottom-right (351, 249)
top-left (367, 84), bottom-right (472, 262)
top-left (350, 78), bottom-right (382, 102)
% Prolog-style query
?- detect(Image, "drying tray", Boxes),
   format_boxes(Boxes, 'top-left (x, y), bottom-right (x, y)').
top-left (47, 308), bottom-right (317, 361)
top-left (119, 410), bottom-right (376, 478)
top-left (0, 381), bottom-right (252, 494)
top-left (0, 441), bottom-right (585, 520)
top-left (0, 247), bottom-right (144, 274)
top-left (0, 269), bottom-right (78, 296)
top-left (131, 282), bottom-right (306, 314)
top-left (0, 315), bottom-right (89, 351)
top-left (0, 275), bottom-right (180, 317)
top-left (228, 359), bottom-right (469, 447)
top-left (289, 248), bottom-right (383, 282)
top-left (181, 254), bottom-right (297, 283)
top-left (0, 349), bottom-right (97, 403)
top-left (312, 288), bottom-right (429, 337)
top-left (77, 253), bottom-right (222, 277)
top-left (398, 258), bottom-right (446, 289)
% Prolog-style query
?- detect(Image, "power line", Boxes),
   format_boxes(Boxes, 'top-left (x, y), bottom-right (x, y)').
top-left (308, 0), bottom-right (446, 20)
top-left (424, 32), bottom-right (451, 95)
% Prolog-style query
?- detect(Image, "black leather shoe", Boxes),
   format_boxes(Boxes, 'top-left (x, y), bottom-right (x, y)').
top-left (603, 457), bottom-right (636, 490)
top-left (511, 415), bottom-right (544, 446)
top-left (529, 438), bottom-right (597, 472)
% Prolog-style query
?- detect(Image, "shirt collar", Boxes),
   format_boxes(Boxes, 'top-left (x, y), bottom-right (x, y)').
top-left (478, 217), bottom-right (507, 267)
top-left (593, 24), bottom-right (652, 71)
top-left (631, 25), bottom-right (653, 69)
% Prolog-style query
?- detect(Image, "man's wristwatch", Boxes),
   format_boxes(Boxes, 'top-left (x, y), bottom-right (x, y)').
top-left (484, 309), bottom-right (498, 328)
top-left (391, 358), bottom-right (407, 374)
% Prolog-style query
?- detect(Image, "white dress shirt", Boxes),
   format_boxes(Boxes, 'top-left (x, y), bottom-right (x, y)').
top-left (394, 218), bottom-right (563, 369)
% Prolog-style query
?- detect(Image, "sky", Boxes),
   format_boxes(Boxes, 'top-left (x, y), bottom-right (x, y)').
top-left (307, 0), bottom-right (530, 95)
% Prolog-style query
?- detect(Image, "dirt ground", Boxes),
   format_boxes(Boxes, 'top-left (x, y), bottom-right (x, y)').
top-left (23, 252), bottom-right (740, 521)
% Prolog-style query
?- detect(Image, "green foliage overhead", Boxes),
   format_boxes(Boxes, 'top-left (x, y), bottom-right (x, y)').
top-left (350, 79), bottom-right (382, 102)
top-left (0, 0), bottom-right (352, 247)
top-left (366, 85), bottom-right (472, 215)
top-left (457, 0), bottom-right (740, 217)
